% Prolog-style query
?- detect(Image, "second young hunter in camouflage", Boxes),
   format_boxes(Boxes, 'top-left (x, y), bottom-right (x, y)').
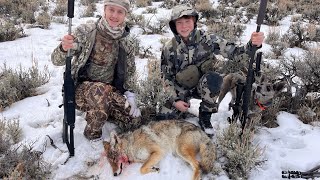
top-left (160, 4), bottom-right (265, 135)
top-left (51, 0), bottom-right (144, 140)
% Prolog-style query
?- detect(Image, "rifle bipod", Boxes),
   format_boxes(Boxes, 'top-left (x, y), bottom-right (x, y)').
top-left (282, 165), bottom-right (320, 179)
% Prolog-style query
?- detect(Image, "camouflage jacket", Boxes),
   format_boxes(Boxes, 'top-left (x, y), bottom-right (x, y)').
top-left (161, 29), bottom-right (254, 104)
top-left (51, 18), bottom-right (136, 93)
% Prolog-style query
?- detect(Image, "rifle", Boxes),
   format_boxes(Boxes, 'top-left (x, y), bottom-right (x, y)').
top-left (228, 52), bottom-right (262, 124)
top-left (62, 0), bottom-right (75, 157)
top-left (282, 164), bottom-right (320, 179)
top-left (239, 0), bottom-right (267, 133)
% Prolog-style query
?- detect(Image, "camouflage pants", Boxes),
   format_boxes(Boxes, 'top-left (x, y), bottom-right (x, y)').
top-left (75, 81), bottom-right (142, 140)
top-left (159, 71), bottom-right (223, 119)
top-left (197, 71), bottom-right (223, 113)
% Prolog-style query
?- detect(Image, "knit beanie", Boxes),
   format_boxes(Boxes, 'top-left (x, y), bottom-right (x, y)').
top-left (104, 0), bottom-right (130, 12)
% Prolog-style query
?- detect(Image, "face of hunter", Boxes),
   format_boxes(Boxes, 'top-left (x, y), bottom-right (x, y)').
top-left (104, 5), bottom-right (126, 28)
top-left (175, 16), bottom-right (195, 39)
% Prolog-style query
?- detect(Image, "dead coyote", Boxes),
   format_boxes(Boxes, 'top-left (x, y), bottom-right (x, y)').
top-left (103, 120), bottom-right (216, 180)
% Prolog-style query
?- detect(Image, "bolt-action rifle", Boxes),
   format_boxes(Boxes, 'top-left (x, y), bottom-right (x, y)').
top-left (229, 52), bottom-right (263, 124)
top-left (62, 0), bottom-right (75, 157)
top-left (237, 0), bottom-right (267, 134)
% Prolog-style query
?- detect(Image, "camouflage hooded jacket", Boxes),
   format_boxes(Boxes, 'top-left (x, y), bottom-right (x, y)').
top-left (161, 28), bottom-right (254, 104)
top-left (51, 18), bottom-right (136, 93)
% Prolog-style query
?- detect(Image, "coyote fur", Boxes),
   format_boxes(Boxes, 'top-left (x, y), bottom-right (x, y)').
top-left (218, 72), bottom-right (286, 124)
top-left (103, 120), bottom-right (216, 180)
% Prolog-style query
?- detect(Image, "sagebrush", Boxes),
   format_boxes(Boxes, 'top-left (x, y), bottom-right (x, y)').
top-left (0, 61), bottom-right (50, 111)
top-left (217, 121), bottom-right (263, 179)
top-left (0, 117), bottom-right (50, 179)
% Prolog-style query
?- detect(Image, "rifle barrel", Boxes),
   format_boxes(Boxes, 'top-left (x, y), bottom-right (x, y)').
top-left (67, 0), bottom-right (75, 18)
top-left (256, 0), bottom-right (267, 32)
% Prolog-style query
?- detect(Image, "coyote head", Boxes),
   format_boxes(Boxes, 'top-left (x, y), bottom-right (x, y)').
top-left (103, 131), bottom-right (129, 176)
top-left (253, 75), bottom-right (286, 109)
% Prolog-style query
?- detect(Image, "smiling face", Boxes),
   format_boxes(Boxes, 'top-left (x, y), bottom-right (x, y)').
top-left (104, 5), bottom-right (127, 28)
top-left (175, 16), bottom-right (195, 40)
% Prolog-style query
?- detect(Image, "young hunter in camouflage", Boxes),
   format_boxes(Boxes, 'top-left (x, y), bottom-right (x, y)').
top-left (160, 4), bottom-right (265, 135)
top-left (51, 0), bottom-right (144, 140)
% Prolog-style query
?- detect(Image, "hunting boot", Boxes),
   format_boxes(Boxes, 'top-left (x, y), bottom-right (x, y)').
top-left (84, 110), bottom-right (108, 140)
top-left (198, 110), bottom-right (214, 137)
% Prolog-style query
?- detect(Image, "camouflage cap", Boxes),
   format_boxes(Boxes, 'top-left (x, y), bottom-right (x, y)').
top-left (170, 4), bottom-right (198, 22)
top-left (169, 4), bottom-right (199, 35)
top-left (104, 0), bottom-right (130, 12)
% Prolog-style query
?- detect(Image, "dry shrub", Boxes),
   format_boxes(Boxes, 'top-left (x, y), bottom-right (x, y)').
top-left (265, 5), bottom-right (281, 26)
top-left (217, 5), bottom-right (237, 18)
top-left (36, 11), bottom-right (51, 29)
top-left (219, 0), bottom-right (237, 5)
top-left (52, 16), bottom-right (66, 24)
top-left (278, 0), bottom-right (295, 13)
top-left (208, 18), bottom-right (245, 42)
top-left (160, 0), bottom-right (178, 9)
top-left (217, 120), bottom-right (263, 179)
top-left (0, 61), bottom-right (50, 111)
top-left (305, 24), bottom-right (320, 42)
top-left (82, 3), bottom-right (97, 17)
top-left (235, 0), bottom-right (252, 6)
top-left (159, 37), bottom-right (170, 51)
top-left (127, 14), bottom-right (144, 27)
top-left (260, 95), bottom-right (285, 128)
top-left (296, 0), bottom-right (320, 24)
top-left (276, 50), bottom-right (320, 124)
top-left (0, 117), bottom-right (49, 179)
top-left (297, 50), bottom-right (320, 91)
top-left (245, 3), bottom-right (259, 20)
top-left (136, 0), bottom-right (152, 7)
top-left (194, 0), bottom-right (214, 19)
top-left (0, 117), bottom-right (22, 144)
top-left (147, 17), bottom-right (169, 35)
top-left (265, 27), bottom-right (281, 44)
top-left (266, 27), bottom-right (288, 58)
top-left (0, 142), bottom-right (50, 179)
top-left (0, 0), bottom-right (40, 23)
top-left (0, 19), bottom-right (25, 42)
top-left (80, 0), bottom-right (99, 6)
top-left (135, 59), bottom-right (173, 120)
top-left (131, 13), bottom-right (168, 35)
top-left (291, 15), bottom-right (302, 22)
top-left (297, 105), bottom-right (319, 125)
top-left (282, 22), bottom-right (311, 49)
top-left (130, 35), bottom-right (141, 56)
top-left (144, 7), bottom-right (157, 14)
top-left (53, 0), bottom-right (67, 16)
top-left (6, 118), bottom-right (22, 144)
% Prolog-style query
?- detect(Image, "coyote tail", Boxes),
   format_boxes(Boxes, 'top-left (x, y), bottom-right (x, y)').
top-left (199, 136), bottom-right (216, 173)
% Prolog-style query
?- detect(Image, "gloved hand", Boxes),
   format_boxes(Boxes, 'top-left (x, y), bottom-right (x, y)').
top-left (124, 91), bottom-right (141, 118)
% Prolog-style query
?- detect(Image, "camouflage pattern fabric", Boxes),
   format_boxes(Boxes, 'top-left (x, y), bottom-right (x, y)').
top-left (85, 31), bottom-right (118, 83)
top-left (197, 72), bottom-right (223, 112)
top-left (51, 17), bottom-right (138, 139)
top-left (161, 29), bottom-right (252, 111)
top-left (51, 17), bottom-right (136, 92)
top-left (104, 0), bottom-right (130, 13)
top-left (169, 4), bottom-right (199, 35)
top-left (170, 4), bottom-right (198, 21)
top-left (76, 81), bottom-right (143, 139)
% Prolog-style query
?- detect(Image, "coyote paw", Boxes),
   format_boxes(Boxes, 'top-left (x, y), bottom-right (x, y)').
top-left (140, 166), bottom-right (160, 174)
top-left (152, 167), bottom-right (160, 172)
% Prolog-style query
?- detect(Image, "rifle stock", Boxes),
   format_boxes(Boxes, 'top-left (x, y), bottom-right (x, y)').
top-left (62, 0), bottom-right (75, 157)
